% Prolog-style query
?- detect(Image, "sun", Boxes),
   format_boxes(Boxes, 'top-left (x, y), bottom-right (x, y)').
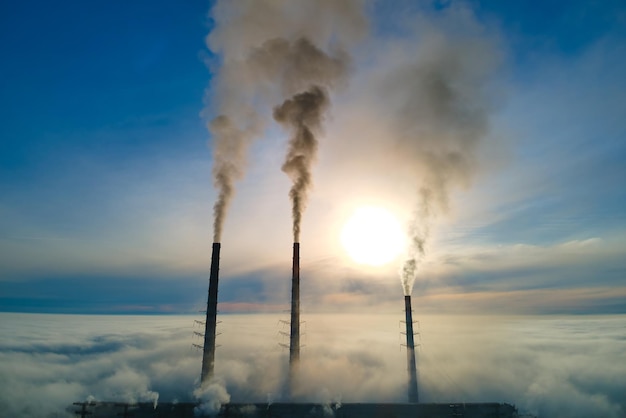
top-left (340, 206), bottom-right (406, 266)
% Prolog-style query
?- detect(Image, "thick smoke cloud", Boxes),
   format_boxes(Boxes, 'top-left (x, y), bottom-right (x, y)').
top-left (1, 313), bottom-right (624, 418)
top-left (206, 0), bottom-right (366, 242)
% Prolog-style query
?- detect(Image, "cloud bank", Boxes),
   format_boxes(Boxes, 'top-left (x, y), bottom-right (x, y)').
top-left (0, 313), bottom-right (624, 418)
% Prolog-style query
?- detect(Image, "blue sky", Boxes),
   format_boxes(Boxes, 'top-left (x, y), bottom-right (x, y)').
top-left (1, 0), bottom-right (625, 314)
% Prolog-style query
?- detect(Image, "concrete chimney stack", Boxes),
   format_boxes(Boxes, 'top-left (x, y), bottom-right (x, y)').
top-left (405, 295), bottom-right (419, 403)
top-left (289, 242), bottom-right (301, 396)
top-left (201, 242), bottom-right (221, 384)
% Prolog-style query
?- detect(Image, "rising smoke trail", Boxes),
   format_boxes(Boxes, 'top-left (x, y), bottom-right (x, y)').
top-left (255, 36), bottom-right (350, 241)
top-left (209, 116), bottom-right (258, 242)
top-left (390, 14), bottom-right (502, 295)
top-left (274, 86), bottom-right (328, 242)
top-left (206, 1), bottom-right (366, 241)
top-left (402, 188), bottom-right (433, 296)
top-left (253, 35), bottom-right (350, 240)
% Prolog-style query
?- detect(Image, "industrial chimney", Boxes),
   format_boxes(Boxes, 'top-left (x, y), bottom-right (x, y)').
top-left (289, 242), bottom-right (300, 396)
top-left (404, 295), bottom-right (419, 403)
top-left (201, 242), bottom-right (221, 384)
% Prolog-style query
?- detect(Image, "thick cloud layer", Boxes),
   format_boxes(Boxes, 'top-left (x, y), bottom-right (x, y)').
top-left (1, 313), bottom-right (624, 418)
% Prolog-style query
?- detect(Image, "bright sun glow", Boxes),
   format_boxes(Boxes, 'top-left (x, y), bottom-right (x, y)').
top-left (341, 206), bottom-right (406, 266)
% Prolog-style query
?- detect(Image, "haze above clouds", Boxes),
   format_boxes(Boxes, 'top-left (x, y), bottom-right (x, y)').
top-left (0, 0), bottom-right (625, 315)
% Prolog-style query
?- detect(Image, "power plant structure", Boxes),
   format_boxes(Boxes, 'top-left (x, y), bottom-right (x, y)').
top-left (72, 235), bottom-right (522, 417)
top-left (200, 242), bottom-right (221, 384)
top-left (71, 401), bottom-right (519, 418)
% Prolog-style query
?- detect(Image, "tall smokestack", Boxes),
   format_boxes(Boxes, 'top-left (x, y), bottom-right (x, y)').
top-left (404, 295), bottom-right (419, 403)
top-left (201, 242), bottom-right (221, 384)
top-left (289, 242), bottom-right (300, 396)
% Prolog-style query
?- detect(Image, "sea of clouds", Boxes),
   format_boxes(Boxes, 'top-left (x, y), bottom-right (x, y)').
top-left (0, 313), bottom-right (624, 417)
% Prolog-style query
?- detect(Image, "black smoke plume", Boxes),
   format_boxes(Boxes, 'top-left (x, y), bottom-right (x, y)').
top-left (252, 36), bottom-right (348, 240)
top-left (274, 87), bottom-right (329, 242)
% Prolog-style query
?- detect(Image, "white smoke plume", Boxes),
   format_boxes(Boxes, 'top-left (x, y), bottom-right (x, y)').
top-left (193, 380), bottom-right (230, 416)
top-left (206, 0), bottom-right (367, 242)
top-left (209, 115), bottom-right (260, 242)
top-left (384, 11), bottom-right (503, 295)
